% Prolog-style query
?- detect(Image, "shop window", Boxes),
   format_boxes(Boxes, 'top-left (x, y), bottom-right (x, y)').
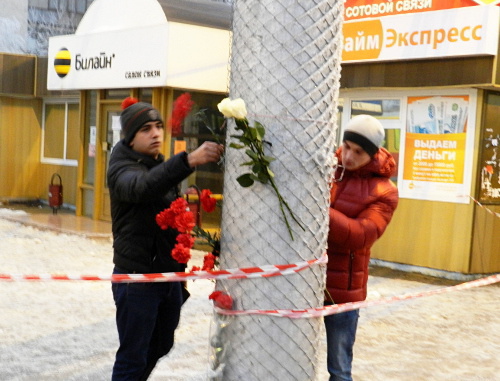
top-left (46, 0), bottom-right (92, 12)
top-left (29, 0), bottom-right (49, 8)
top-left (83, 91), bottom-right (97, 185)
top-left (479, 92), bottom-right (500, 204)
top-left (104, 89), bottom-right (130, 100)
top-left (67, 0), bottom-right (75, 13)
top-left (351, 99), bottom-right (401, 119)
top-left (76, 0), bottom-right (87, 14)
top-left (335, 98), bottom-right (344, 148)
top-left (350, 99), bottom-right (401, 183)
top-left (170, 91), bottom-right (226, 229)
top-left (138, 88), bottom-right (153, 104)
top-left (171, 91), bottom-right (226, 192)
top-left (41, 100), bottom-right (79, 166)
top-left (48, 0), bottom-right (58, 10)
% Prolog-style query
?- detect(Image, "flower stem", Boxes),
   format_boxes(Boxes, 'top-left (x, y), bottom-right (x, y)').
top-left (269, 177), bottom-right (305, 240)
top-left (230, 116), bottom-right (305, 240)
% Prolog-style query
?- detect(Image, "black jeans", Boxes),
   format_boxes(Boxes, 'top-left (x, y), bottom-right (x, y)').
top-left (111, 267), bottom-right (183, 381)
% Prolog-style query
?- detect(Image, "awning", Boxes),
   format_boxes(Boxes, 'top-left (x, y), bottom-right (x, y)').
top-left (47, 0), bottom-right (230, 92)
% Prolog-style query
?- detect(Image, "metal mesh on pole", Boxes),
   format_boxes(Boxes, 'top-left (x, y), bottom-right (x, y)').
top-left (215, 1), bottom-right (343, 379)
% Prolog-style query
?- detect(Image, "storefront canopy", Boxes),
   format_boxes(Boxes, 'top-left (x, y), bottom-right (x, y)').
top-left (47, 0), bottom-right (231, 92)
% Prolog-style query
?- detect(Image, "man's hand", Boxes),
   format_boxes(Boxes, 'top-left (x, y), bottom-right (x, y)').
top-left (187, 142), bottom-right (224, 168)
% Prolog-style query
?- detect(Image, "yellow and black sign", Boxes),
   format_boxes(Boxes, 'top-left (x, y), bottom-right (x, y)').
top-left (54, 48), bottom-right (71, 78)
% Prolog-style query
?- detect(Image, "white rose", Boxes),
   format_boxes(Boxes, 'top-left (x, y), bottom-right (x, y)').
top-left (217, 98), bottom-right (232, 118)
top-left (230, 98), bottom-right (247, 120)
top-left (217, 98), bottom-right (247, 120)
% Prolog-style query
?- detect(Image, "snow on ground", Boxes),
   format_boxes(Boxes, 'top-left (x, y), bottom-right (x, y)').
top-left (0, 210), bottom-right (498, 380)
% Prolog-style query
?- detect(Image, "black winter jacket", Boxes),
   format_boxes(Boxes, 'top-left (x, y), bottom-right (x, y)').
top-left (107, 140), bottom-right (194, 274)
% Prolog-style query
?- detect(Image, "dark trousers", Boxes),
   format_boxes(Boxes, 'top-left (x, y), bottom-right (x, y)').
top-left (111, 267), bottom-right (183, 381)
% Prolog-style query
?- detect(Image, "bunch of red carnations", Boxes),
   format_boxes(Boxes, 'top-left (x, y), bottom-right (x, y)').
top-left (156, 198), bottom-right (195, 263)
top-left (156, 189), bottom-right (219, 265)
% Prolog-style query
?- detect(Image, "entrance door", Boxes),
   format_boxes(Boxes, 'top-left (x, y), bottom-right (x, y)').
top-left (97, 104), bottom-right (122, 221)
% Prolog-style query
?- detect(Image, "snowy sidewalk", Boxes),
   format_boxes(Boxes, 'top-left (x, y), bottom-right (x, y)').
top-left (0, 211), bottom-right (498, 381)
top-left (0, 206), bottom-right (112, 240)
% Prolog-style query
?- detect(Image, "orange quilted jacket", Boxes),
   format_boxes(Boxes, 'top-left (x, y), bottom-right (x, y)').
top-left (326, 147), bottom-right (399, 304)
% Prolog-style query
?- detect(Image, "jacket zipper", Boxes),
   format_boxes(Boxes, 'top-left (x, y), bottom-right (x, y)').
top-left (348, 252), bottom-right (354, 290)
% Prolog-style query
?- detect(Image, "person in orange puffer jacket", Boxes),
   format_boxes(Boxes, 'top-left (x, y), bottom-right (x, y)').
top-left (325, 114), bottom-right (399, 381)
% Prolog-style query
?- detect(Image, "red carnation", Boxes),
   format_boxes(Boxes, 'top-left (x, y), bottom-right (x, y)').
top-left (202, 253), bottom-right (216, 271)
top-left (209, 291), bottom-right (233, 310)
top-left (200, 189), bottom-right (217, 213)
top-left (171, 243), bottom-right (191, 264)
top-left (169, 198), bottom-right (189, 214)
top-left (176, 233), bottom-right (195, 248)
top-left (170, 93), bottom-right (194, 136)
top-left (156, 209), bottom-right (176, 230)
top-left (174, 211), bottom-right (195, 233)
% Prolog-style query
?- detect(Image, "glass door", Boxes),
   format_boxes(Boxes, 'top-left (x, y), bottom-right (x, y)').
top-left (80, 91), bottom-right (97, 218)
top-left (98, 104), bottom-right (122, 221)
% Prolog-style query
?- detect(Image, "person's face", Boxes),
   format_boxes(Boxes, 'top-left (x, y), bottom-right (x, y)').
top-left (341, 140), bottom-right (372, 170)
top-left (129, 121), bottom-right (164, 158)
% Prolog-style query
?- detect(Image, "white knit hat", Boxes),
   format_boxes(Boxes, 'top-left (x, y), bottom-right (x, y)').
top-left (343, 114), bottom-right (385, 156)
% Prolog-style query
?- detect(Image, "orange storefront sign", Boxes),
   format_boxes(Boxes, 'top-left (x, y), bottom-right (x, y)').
top-left (345, 0), bottom-right (500, 21)
top-left (342, 5), bottom-right (499, 63)
top-left (342, 20), bottom-right (383, 61)
top-left (344, 0), bottom-right (500, 21)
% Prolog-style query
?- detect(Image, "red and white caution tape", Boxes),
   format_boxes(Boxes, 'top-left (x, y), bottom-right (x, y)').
top-left (214, 273), bottom-right (500, 318)
top-left (3, 251), bottom-right (497, 320)
top-left (0, 253), bottom-right (327, 283)
top-left (466, 195), bottom-right (500, 218)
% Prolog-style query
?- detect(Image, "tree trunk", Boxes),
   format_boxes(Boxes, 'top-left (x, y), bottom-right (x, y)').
top-left (214, 1), bottom-right (343, 379)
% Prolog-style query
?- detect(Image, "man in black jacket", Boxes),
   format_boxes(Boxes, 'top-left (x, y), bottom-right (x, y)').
top-left (107, 97), bottom-right (223, 380)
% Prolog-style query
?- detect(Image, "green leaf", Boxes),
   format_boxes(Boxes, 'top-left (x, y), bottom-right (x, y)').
top-left (249, 174), bottom-right (261, 182)
top-left (257, 171), bottom-right (270, 183)
top-left (245, 149), bottom-right (259, 161)
top-left (255, 122), bottom-right (265, 138)
top-left (229, 143), bottom-right (245, 149)
top-left (262, 155), bottom-right (276, 164)
top-left (240, 161), bottom-right (254, 166)
top-left (267, 167), bottom-right (275, 178)
top-left (252, 163), bottom-right (262, 173)
top-left (237, 173), bottom-right (254, 187)
top-left (247, 127), bottom-right (257, 140)
top-left (235, 119), bottom-right (247, 130)
top-left (245, 127), bottom-right (261, 142)
top-left (230, 135), bottom-right (252, 145)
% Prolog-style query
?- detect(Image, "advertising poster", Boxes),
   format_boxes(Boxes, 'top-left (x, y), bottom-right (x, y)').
top-left (400, 95), bottom-right (474, 203)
